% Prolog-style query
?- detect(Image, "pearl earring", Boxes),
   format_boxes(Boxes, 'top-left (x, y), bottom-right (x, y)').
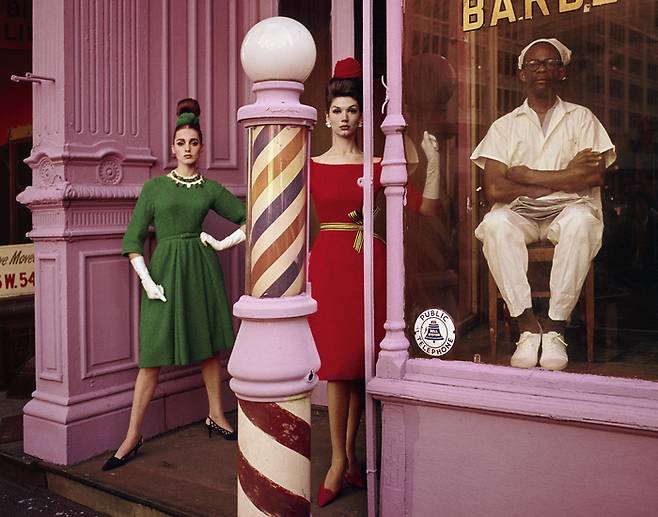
top-left (358, 121), bottom-right (363, 128)
top-left (325, 120), bottom-right (331, 128)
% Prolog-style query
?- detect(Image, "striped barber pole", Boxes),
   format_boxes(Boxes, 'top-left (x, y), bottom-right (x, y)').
top-left (237, 395), bottom-right (312, 516)
top-left (248, 125), bottom-right (308, 298)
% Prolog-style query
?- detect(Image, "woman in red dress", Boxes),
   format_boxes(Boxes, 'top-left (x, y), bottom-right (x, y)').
top-left (309, 58), bottom-right (386, 507)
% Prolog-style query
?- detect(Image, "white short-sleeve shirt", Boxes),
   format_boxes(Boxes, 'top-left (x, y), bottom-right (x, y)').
top-left (470, 97), bottom-right (616, 211)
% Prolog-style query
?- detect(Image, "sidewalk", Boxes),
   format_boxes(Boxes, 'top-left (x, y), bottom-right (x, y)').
top-left (0, 406), bottom-right (368, 517)
top-left (0, 475), bottom-right (107, 516)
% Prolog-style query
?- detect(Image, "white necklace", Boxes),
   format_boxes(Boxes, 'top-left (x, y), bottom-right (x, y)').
top-left (168, 169), bottom-right (205, 188)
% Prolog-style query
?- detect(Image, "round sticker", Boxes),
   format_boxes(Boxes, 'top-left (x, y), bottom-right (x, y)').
top-left (413, 308), bottom-right (456, 357)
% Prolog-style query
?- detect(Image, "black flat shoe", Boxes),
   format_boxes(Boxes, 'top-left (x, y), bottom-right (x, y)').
top-left (205, 416), bottom-right (237, 441)
top-left (101, 436), bottom-right (143, 471)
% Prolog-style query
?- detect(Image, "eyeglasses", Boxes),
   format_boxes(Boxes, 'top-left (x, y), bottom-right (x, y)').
top-left (522, 58), bottom-right (564, 71)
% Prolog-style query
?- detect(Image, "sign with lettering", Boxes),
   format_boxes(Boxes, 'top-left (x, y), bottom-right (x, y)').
top-left (0, 244), bottom-right (35, 298)
top-left (414, 308), bottom-right (456, 357)
top-left (463, 0), bottom-right (619, 32)
top-left (0, 0), bottom-right (32, 50)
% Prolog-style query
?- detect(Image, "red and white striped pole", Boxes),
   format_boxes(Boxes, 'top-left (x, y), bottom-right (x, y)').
top-left (228, 17), bottom-right (319, 517)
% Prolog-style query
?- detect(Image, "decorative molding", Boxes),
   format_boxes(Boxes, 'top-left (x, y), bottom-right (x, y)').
top-left (79, 249), bottom-right (137, 379)
top-left (69, 207), bottom-right (134, 229)
top-left (37, 156), bottom-right (64, 187)
top-left (369, 367), bottom-right (658, 433)
top-left (37, 254), bottom-right (63, 382)
top-left (97, 156), bottom-right (123, 185)
top-left (18, 184), bottom-right (142, 206)
top-left (73, 0), bottom-right (142, 137)
top-left (208, 0), bottom-right (239, 170)
top-left (25, 144), bottom-right (156, 167)
top-left (64, 184), bottom-right (142, 200)
top-left (32, 208), bottom-right (66, 229)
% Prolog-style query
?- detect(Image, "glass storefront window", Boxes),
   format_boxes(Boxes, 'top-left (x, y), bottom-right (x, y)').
top-left (402, 0), bottom-right (658, 381)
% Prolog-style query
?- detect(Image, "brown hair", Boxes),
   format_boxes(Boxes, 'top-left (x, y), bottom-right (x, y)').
top-left (325, 78), bottom-right (363, 112)
top-left (173, 98), bottom-right (203, 143)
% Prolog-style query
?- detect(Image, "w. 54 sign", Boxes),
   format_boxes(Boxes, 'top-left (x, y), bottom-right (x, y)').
top-left (0, 244), bottom-right (35, 298)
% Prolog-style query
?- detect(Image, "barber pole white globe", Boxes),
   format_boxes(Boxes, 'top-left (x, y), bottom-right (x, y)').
top-left (228, 17), bottom-right (319, 517)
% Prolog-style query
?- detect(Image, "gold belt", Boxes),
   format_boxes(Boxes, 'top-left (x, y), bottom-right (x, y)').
top-left (319, 222), bottom-right (385, 253)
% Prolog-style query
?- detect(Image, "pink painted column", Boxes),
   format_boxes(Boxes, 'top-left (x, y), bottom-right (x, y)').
top-left (227, 18), bottom-right (320, 516)
top-left (376, 0), bottom-right (410, 380)
top-left (16, 0), bottom-right (158, 465)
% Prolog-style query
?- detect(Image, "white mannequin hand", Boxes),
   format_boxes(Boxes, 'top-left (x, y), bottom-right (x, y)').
top-left (421, 131), bottom-right (440, 200)
top-left (200, 228), bottom-right (246, 251)
top-left (130, 255), bottom-right (167, 302)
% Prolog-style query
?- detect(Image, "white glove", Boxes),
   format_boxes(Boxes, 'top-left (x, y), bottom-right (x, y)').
top-left (130, 255), bottom-right (167, 302)
top-left (421, 131), bottom-right (440, 200)
top-left (200, 228), bottom-right (246, 251)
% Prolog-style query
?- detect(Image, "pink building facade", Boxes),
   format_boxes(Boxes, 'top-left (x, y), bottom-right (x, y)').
top-left (21, 0), bottom-right (658, 515)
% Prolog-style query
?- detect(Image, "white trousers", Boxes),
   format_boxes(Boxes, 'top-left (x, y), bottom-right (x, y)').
top-left (475, 202), bottom-right (603, 321)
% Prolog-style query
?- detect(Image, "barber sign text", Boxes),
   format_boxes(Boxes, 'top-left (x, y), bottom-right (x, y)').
top-left (463, 0), bottom-right (619, 32)
top-left (0, 244), bottom-right (35, 298)
top-left (414, 308), bottom-right (456, 357)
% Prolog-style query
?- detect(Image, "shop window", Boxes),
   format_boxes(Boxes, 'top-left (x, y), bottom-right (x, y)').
top-left (629, 58), bottom-right (643, 76)
top-left (589, 74), bottom-right (604, 95)
top-left (609, 22), bottom-right (625, 43)
top-left (648, 89), bottom-right (658, 106)
top-left (401, 1), bottom-right (658, 382)
top-left (610, 53), bottom-right (624, 72)
top-left (629, 84), bottom-right (643, 104)
top-left (610, 109), bottom-right (623, 129)
top-left (629, 30), bottom-right (643, 43)
top-left (610, 78), bottom-right (624, 98)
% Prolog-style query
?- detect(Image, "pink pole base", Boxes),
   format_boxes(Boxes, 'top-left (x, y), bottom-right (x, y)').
top-left (228, 293), bottom-right (320, 402)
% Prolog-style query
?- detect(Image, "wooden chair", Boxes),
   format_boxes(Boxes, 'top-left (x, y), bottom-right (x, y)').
top-left (488, 241), bottom-right (595, 362)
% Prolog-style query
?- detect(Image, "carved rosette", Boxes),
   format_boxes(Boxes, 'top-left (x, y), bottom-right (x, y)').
top-left (97, 157), bottom-right (123, 185)
top-left (38, 157), bottom-right (64, 186)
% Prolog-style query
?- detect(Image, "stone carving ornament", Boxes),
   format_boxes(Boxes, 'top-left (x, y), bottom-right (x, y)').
top-left (97, 157), bottom-right (123, 185)
top-left (38, 156), bottom-right (64, 186)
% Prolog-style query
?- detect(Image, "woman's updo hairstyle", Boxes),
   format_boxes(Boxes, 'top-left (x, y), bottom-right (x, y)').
top-left (325, 57), bottom-right (363, 111)
top-left (173, 98), bottom-right (203, 143)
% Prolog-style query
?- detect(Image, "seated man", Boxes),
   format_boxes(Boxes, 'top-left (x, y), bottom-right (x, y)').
top-left (471, 38), bottom-right (616, 371)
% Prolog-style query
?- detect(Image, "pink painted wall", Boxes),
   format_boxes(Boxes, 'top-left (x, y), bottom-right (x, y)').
top-left (380, 400), bottom-right (658, 517)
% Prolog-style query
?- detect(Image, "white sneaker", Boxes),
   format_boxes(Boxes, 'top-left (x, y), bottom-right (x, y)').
top-left (540, 331), bottom-right (568, 371)
top-left (510, 331), bottom-right (541, 368)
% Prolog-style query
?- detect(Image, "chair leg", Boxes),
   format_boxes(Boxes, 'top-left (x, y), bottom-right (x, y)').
top-left (488, 272), bottom-right (498, 358)
top-left (585, 267), bottom-right (595, 362)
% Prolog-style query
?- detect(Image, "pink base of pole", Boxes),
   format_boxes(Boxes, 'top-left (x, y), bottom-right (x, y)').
top-left (228, 292), bottom-right (320, 402)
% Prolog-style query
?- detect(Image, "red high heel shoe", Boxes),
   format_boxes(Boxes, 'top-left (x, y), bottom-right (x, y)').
top-left (317, 484), bottom-right (341, 507)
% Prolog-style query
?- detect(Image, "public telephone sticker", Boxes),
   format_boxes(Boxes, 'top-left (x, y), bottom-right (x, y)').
top-left (414, 308), bottom-right (456, 357)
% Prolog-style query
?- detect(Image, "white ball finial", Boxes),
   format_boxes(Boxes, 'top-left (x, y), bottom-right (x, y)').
top-left (241, 17), bottom-right (316, 82)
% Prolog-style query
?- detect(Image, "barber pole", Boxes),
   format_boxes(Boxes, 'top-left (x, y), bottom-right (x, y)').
top-left (247, 125), bottom-right (307, 298)
top-left (228, 17), bottom-right (319, 517)
top-left (237, 397), bottom-right (311, 515)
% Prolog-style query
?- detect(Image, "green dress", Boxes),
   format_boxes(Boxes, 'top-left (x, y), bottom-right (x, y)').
top-left (122, 174), bottom-right (246, 367)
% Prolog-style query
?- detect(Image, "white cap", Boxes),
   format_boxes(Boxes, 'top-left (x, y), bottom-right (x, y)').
top-left (518, 38), bottom-right (572, 70)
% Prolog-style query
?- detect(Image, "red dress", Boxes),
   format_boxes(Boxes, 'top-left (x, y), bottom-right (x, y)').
top-left (309, 160), bottom-right (387, 380)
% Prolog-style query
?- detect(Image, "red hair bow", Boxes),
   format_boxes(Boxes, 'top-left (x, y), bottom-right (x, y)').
top-left (333, 57), bottom-right (362, 79)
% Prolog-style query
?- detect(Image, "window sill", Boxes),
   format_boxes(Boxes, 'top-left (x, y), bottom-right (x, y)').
top-left (368, 358), bottom-right (658, 432)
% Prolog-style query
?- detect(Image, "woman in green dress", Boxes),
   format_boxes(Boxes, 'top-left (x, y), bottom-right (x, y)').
top-left (102, 98), bottom-right (246, 471)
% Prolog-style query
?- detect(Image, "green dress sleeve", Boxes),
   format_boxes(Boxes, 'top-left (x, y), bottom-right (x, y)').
top-left (211, 181), bottom-right (246, 225)
top-left (122, 180), bottom-right (155, 256)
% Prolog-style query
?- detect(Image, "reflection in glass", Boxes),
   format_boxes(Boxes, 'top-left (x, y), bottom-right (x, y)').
top-left (401, 0), bottom-right (658, 381)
